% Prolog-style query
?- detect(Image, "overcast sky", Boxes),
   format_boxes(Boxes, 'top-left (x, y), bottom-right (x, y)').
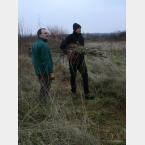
top-left (18, 0), bottom-right (126, 34)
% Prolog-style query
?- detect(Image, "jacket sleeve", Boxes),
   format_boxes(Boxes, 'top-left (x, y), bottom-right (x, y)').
top-left (79, 35), bottom-right (84, 46)
top-left (60, 35), bottom-right (71, 54)
top-left (48, 48), bottom-right (53, 73)
top-left (31, 42), bottom-right (43, 76)
top-left (40, 43), bottom-right (53, 73)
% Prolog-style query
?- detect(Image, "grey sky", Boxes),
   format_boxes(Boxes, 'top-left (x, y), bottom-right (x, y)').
top-left (19, 0), bottom-right (126, 34)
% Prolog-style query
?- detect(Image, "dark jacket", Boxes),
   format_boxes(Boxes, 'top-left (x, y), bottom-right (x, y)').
top-left (60, 31), bottom-right (84, 55)
top-left (32, 38), bottom-right (53, 76)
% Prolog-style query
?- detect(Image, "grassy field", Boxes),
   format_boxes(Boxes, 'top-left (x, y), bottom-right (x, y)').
top-left (18, 39), bottom-right (126, 145)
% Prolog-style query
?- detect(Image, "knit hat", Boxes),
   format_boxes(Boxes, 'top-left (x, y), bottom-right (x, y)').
top-left (73, 23), bottom-right (81, 31)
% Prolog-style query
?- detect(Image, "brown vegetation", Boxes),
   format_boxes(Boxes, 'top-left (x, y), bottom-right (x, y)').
top-left (18, 26), bottom-right (126, 145)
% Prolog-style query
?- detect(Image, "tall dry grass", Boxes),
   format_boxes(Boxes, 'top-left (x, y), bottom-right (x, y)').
top-left (18, 25), bottom-right (126, 145)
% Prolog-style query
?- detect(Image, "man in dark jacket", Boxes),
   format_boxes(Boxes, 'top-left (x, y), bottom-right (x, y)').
top-left (60, 23), bottom-right (94, 99)
top-left (32, 28), bottom-right (54, 103)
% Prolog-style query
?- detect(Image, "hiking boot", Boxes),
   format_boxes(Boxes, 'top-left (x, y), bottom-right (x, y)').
top-left (84, 94), bottom-right (95, 100)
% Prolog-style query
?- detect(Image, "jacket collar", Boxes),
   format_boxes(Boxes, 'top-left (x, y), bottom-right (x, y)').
top-left (38, 37), bottom-right (48, 42)
top-left (73, 31), bottom-right (81, 36)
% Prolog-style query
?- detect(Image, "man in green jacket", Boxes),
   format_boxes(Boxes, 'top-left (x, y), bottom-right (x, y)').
top-left (32, 28), bottom-right (54, 103)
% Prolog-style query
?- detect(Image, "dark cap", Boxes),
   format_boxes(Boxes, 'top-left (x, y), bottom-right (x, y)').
top-left (73, 23), bottom-right (81, 31)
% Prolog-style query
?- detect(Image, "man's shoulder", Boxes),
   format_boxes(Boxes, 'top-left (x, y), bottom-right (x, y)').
top-left (66, 33), bottom-right (73, 39)
top-left (67, 33), bottom-right (84, 38)
top-left (32, 39), bottom-right (46, 47)
top-left (32, 42), bottom-right (41, 53)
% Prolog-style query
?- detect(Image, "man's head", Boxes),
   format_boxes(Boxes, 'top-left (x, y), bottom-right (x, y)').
top-left (73, 23), bottom-right (81, 33)
top-left (37, 28), bottom-right (49, 40)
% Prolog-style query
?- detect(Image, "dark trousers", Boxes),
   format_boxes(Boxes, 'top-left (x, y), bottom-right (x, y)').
top-left (38, 74), bottom-right (51, 103)
top-left (69, 56), bottom-right (89, 95)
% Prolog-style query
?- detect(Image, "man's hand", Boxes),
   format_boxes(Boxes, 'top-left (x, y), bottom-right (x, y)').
top-left (49, 73), bottom-right (55, 80)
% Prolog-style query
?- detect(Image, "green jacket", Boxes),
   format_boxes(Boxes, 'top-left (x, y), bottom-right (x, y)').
top-left (32, 38), bottom-right (53, 76)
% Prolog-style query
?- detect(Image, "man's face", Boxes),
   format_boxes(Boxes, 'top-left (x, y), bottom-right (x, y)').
top-left (39, 29), bottom-right (49, 40)
top-left (75, 28), bottom-right (81, 34)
